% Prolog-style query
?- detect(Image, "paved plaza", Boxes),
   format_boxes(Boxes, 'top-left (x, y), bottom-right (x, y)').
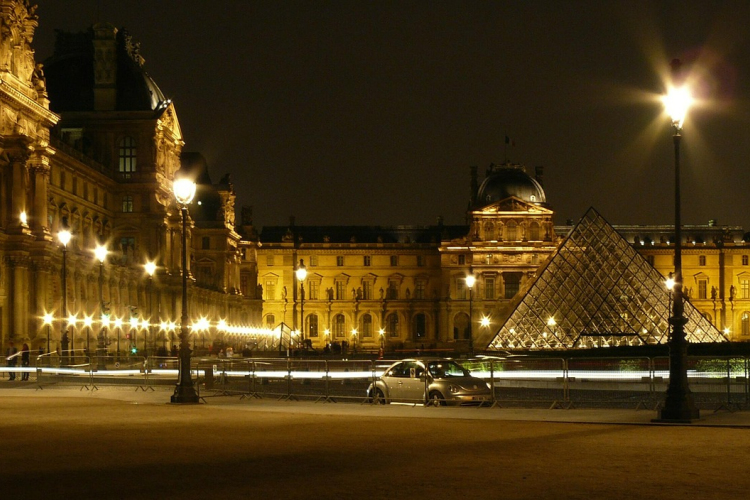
top-left (1, 385), bottom-right (750, 499)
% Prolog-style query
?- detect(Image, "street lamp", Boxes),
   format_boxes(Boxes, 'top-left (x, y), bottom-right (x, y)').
top-left (171, 177), bottom-right (199, 403)
top-left (130, 316), bottom-right (139, 354)
top-left (296, 259), bottom-right (307, 349)
top-left (657, 58), bottom-right (699, 422)
top-left (145, 260), bottom-right (156, 358)
top-left (58, 228), bottom-right (71, 363)
top-left (83, 316), bottom-right (93, 357)
top-left (465, 268), bottom-right (476, 354)
top-left (95, 244), bottom-right (108, 369)
top-left (114, 317), bottom-right (123, 357)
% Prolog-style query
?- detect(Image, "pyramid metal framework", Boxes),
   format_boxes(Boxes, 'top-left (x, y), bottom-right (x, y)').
top-left (487, 208), bottom-right (726, 350)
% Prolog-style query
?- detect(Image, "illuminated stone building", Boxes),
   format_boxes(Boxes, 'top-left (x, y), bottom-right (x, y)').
top-left (0, 2), bottom-right (255, 356)
top-left (242, 163), bottom-right (560, 352)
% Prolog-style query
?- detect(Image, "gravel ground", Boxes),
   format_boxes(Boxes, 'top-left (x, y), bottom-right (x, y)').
top-left (1, 386), bottom-right (749, 499)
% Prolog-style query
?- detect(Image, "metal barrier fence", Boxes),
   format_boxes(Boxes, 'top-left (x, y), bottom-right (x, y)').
top-left (3, 354), bottom-right (749, 410)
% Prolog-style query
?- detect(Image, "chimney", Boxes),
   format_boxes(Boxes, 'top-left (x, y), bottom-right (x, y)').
top-left (92, 23), bottom-right (118, 111)
top-left (535, 166), bottom-right (544, 187)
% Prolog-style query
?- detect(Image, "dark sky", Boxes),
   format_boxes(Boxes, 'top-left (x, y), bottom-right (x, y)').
top-left (33, 1), bottom-right (750, 230)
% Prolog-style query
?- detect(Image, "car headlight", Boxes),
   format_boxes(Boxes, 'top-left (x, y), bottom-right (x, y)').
top-left (448, 384), bottom-right (459, 393)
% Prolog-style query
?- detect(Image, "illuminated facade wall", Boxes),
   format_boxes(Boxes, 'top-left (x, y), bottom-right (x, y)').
top-left (0, 4), bottom-right (256, 355)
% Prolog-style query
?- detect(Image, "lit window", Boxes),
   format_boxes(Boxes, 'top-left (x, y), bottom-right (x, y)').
top-left (360, 314), bottom-right (373, 338)
top-left (362, 281), bottom-right (373, 300)
top-left (415, 280), bottom-right (426, 299)
top-left (118, 137), bottom-right (137, 176)
top-left (335, 281), bottom-right (346, 300)
top-left (742, 280), bottom-right (749, 300)
top-left (387, 313), bottom-right (399, 337)
top-left (307, 314), bottom-right (319, 338)
top-left (334, 314), bottom-right (346, 338)
top-left (265, 280), bottom-right (276, 300)
top-left (485, 277), bottom-right (495, 300)
top-left (122, 195), bottom-right (133, 213)
top-left (308, 281), bottom-right (319, 300)
top-left (698, 279), bottom-right (707, 299)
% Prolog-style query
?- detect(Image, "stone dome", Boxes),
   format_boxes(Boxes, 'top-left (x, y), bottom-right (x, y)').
top-left (475, 164), bottom-right (547, 208)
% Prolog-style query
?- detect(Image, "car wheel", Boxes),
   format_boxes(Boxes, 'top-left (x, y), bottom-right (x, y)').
top-left (428, 391), bottom-right (446, 407)
top-left (371, 388), bottom-right (387, 405)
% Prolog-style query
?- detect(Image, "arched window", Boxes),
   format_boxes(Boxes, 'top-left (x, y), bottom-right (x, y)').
top-left (119, 137), bottom-right (137, 176)
top-left (506, 221), bottom-right (517, 241)
top-left (265, 315), bottom-right (275, 329)
top-left (529, 222), bottom-right (540, 241)
top-left (334, 314), bottom-right (346, 338)
top-left (413, 313), bottom-right (426, 339)
top-left (307, 314), bottom-right (319, 338)
top-left (386, 313), bottom-right (399, 338)
top-left (742, 312), bottom-right (750, 336)
top-left (453, 312), bottom-right (469, 340)
top-left (360, 314), bottom-right (373, 338)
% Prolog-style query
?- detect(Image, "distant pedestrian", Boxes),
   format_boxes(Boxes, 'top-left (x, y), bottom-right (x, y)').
top-left (6, 341), bottom-right (18, 380)
top-left (21, 343), bottom-right (30, 381)
top-left (170, 344), bottom-right (178, 357)
top-left (218, 349), bottom-right (225, 358)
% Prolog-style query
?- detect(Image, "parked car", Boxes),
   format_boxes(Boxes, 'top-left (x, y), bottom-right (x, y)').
top-left (368, 358), bottom-right (492, 406)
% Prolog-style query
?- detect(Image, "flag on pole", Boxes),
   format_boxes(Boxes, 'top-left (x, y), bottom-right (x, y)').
top-left (505, 135), bottom-right (515, 146)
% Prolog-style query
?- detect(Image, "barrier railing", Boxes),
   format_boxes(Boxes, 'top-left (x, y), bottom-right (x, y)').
top-left (5, 354), bottom-right (750, 410)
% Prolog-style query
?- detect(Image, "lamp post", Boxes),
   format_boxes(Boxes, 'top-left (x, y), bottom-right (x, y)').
top-left (42, 313), bottom-right (53, 355)
top-left (95, 244), bottom-right (108, 369)
top-left (657, 59), bottom-right (699, 422)
top-left (145, 261), bottom-right (156, 359)
top-left (84, 316), bottom-right (93, 357)
top-left (465, 268), bottom-right (476, 355)
top-left (114, 318), bottom-right (123, 358)
top-left (296, 259), bottom-right (307, 350)
top-left (58, 229), bottom-right (71, 363)
top-left (171, 177), bottom-right (199, 403)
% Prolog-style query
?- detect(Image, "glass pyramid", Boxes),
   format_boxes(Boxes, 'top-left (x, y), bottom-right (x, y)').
top-left (488, 207), bottom-right (726, 350)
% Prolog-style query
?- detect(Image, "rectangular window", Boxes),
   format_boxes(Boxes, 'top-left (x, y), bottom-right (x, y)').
top-left (336, 256), bottom-right (344, 266)
top-left (362, 281), bottom-right (373, 300)
top-left (417, 255), bottom-right (425, 267)
top-left (335, 281), bottom-right (346, 300)
top-left (72, 177), bottom-right (78, 196)
top-left (458, 255), bottom-right (465, 265)
top-left (456, 280), bottom-right (466, 300)
top-left (364, 256), bottom-right (371, 267)
top-left (122, 195), bottom-right (133, 213)
top-left (504, 274), bottom-right (520, 299)
top-left (646, 255), bottom-right (655, 266)
top-left (742, 280), bottom-right (750, 300)
top-left (308, 315), bottom-right (319, 338)
top-left (240, 273), bottom-right (249, 296)
top-left (485, 277), bottom-right (495, 300)
top-left (698, 279), bottom-right (707, 299)
top-left (266, 255), bottom-right (274, 266)
top-left (699, 255), bottom-right (706, 266)
top-left (309, 255), bottom-right (318, 266)
top-left (415, 281), bottom-right (426, 299)
top-left (743, 255), bottom-right (749, 266)
top-left (265, 280), bottom-right (276, 300)
top-left (387, 281), bottom-right (399, 300)
top-left (308, 281), bottom-right (319, 300)
top-left (202, 237), bottom-right (210, 250)
top-left (119, 237), bottom-right (135, 264)
top-left (390, 255), bottom-right (398, 267)
top-left (83, 182), bottom-right (88, 201)
top-left (93, 187), bottom-right (99, 205)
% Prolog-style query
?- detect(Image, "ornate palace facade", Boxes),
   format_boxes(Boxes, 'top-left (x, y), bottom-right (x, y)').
top-left (0, 2), bottom-right (257, 356)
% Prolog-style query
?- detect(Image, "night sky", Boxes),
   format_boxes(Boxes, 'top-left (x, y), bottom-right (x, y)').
top-left (33, 1), bottom-right (750, 230)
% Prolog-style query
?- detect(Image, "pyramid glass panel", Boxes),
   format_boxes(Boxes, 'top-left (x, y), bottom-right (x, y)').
top-left (487, 208), bottom-right (727, 350)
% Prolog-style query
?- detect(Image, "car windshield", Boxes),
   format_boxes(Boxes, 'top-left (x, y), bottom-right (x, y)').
top-left (427, 360), bottom-right (470, 378)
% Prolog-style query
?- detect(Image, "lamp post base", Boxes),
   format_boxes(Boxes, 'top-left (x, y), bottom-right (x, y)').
top-left (171, 385), bottom-right (200, 404)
